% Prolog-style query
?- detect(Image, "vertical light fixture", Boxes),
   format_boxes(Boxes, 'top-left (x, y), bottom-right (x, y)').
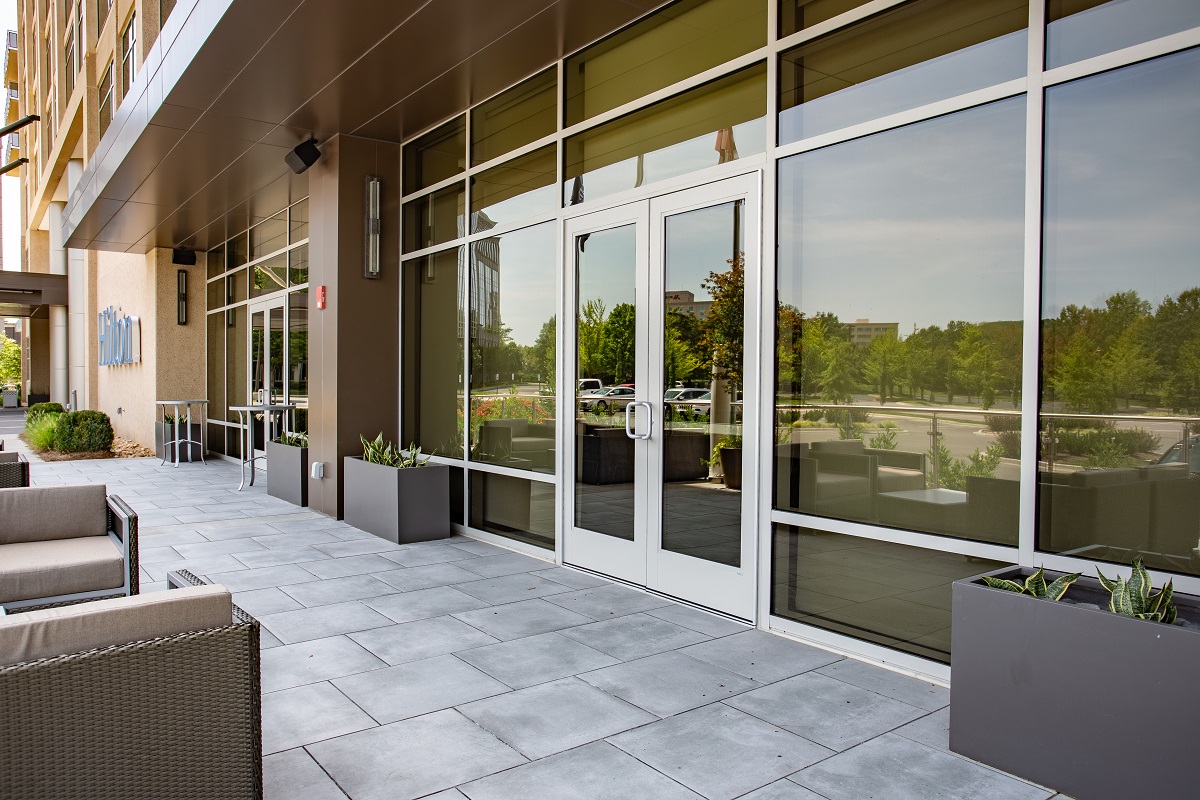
top-left (176, 269), bottom-right (187, 325)
top-left (364, 175), bottom-right (381, 279)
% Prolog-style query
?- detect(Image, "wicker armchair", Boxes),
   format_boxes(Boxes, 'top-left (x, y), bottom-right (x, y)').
top-left (0, 571), bottom-right (263, 799)
top-left (0, 450), bottom-right (30, 488)
top-left (0, 484), bottom-right (138, 612)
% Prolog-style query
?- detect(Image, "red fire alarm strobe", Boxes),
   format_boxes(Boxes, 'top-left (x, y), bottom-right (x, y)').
top-left (316, 285), bottom-right (326, 310)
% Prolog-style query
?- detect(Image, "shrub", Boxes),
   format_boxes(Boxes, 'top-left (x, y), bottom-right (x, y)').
top-left (995, 430), bottom-right (1021, 459)
top-left (25, 412), bottom-right (61, 451)
top-left (1053, 428), bottom-right (1160, 458)
top-left (985, 414), bottom-right (1021, 433)
top-left (26, 402), bottom-right (65, 428)
top-left (53, 410), bottom-right (115, 453)
top-left (868, 427), bottom-right (898, 450)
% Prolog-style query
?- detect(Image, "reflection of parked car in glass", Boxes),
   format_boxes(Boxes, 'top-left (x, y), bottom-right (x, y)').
top-left (1156, 435), bottom-right (1200, 474)
top-left (578, 378), bottom-right (604, 393)
top-left (664, 387), bottom-right (707, 402)
top-left (691, 390), bottom-right (712, 418)
top-left (580, 386), bottom-right (636, 412)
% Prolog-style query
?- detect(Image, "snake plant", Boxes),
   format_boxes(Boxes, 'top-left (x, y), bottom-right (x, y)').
top-left (982, 566), bottom-right (1080, 600)
top-left (360, 433), bottom-right (426, 468)
top-left (275, 431), bottom-right (308, 447)
top-left (1097, 560), bottom-right (1178, 624)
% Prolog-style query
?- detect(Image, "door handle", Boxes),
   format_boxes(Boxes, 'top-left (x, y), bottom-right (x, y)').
top-left (625, 401), bottom-right (653, 441)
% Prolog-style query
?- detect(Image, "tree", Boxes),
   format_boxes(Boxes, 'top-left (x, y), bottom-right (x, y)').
top-left (863, 332), bottom-right (903, 404)
top-left (952, 324), bottom-right (997, 407)
top-left (664, 312), bottom-right (702, 387)
top-left (577, 300), bottom-right (607, 380)
top-left (819, 338), bottom-right (857, 404)
top-left (529, 316), bottom-right (556, 389)
top-left (1053, 333), bottom-right (1115, 414)
top-left (1103, 330), bottom-right (1155, 409)
top-left (0, 334), bottom-right (19, 386)
top-left (700, 253), bottom-right (745, 395)
top-left (599, 303), bottom-right (636, 384)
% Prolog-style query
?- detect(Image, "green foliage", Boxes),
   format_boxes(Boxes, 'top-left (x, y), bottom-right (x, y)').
top-left (868, 427), bottom-right (898, 450)
top-left (53, 411), bottom-right (115, 453)
top-left (25, 412), bottom-right (61, 451)
top-left (275, 431), bottom-right (309, 447)
top-left (700, 253), bottom-right (745, 395)
top-left (985, 414), bottom-right (1021, 433)
top-left (929, 442), bottom-right (1005, 491)
top-left (360, 433), bottom-right (426, 469)
top-left (1098, 560), bottom-right (1178, 624)
top-left (599, 303), bottom-right (637, 384)
top-left (994, 430), bottom-right (1022, 459)
top-left (703, 435), bottom-right (742, 470)
top-left (1053, 427), bottom-right (1160, 459)
top-left (982, 566), bottom-right (1080, 600)
top-left (26, 402), bottom-right (66, 427)
top-left (0, 334), bottom-right (20, 386)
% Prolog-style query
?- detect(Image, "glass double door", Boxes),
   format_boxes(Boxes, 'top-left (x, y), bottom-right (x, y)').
top-left (565, 175), bottom-right (760, 621)
top-left (248, 297), bottom-right (286, 461)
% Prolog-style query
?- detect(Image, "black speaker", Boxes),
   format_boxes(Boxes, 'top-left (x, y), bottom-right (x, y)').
top-left (172, 248), bottom-right (196, 266)
top-left (285, 139), bottom-right (321, 174)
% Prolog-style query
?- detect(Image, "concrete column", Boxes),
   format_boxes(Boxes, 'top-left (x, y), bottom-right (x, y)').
top-left (67, 160), bottom-right (89, 409)
top-left (47, 201), bottom-right (69, 407)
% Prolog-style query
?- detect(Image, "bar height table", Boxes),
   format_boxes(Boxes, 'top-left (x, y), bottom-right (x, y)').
top-left (229, 404), bottom-right (296, 490)
top-left (155, 400), bottom-right (208, 467)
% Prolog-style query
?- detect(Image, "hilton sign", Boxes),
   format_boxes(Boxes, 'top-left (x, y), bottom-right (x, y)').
top-left (97, 306), bottom-right (141, 366)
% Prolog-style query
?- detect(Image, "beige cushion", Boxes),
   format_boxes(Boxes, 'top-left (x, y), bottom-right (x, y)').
top-left (0, 537), bottom-right (125, 604)
top-left (811, 440), bottom-right (865, 455)
top-left (0, 451), bottom-right (19, 463)
top-left (0, 484), bottom-right (108, 544)
top-left (0, 584), bottom-right (233, 667)
top-left (815, 473), bottom-right (869, 500)
top-left (878, 466), bottom-right (925, 493)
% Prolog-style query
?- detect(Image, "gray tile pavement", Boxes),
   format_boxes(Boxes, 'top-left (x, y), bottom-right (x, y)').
top-left (21, 453), bottom-right (1060, 800)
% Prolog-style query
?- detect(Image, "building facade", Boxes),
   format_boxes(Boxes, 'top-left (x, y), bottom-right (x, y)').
top-left (16, 0), bottom-right (1200, 680)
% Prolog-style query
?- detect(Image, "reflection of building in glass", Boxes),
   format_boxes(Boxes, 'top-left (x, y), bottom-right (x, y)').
top-left (466, 211), bottom-right (501, 348)
top-left (845, 318), bottom-right (898, 346)
top-left (665, 290), bottom-right (713, 320)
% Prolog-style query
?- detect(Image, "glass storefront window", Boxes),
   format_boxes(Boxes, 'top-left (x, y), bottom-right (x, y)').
top-left (227, 232), bottom-right (248, 270)
top-left (778, 0), bottom-right (1027, 145)
top-left (469, 472), bottom-right (555, 550)
top-left (469, 223), bottom-right (557, 475)
top-left (780, 0), bottom-right (872, 37)
top-left (207, 244), bottom-right (225, 279)
top-left (251, 212), bottom-right (287, 260)
top-left (207, 278), bottom-right (224, 310)
top-left (225, 305), bottom-right (247, 423)
top-left (1047, 0), bottom-right (1200, 69)
top-left (404, 182), bottom-right (465, 252)
top-left (1040, 48), bottom-right (1200, 576)
top-left (775, 97), bottom-right (1026, 545)
top-left (471, 146), bottom-right (557, 228)
top-left (251, 253), bottom-right (288, 299)
top-left (471, 68), bottom-right (556, 166)
top-left (403, 116), bottom-right (466, 195)
top-left (564, 64), bottom-right (767, 206)
top-left (289, 244), bottom-right (309, 286)
top-left (226, 268), bottom-right (247, 306)
top-left (207, 312), bottom-right (225, 421)
top-left (771, 524), bottom-right (1006, 663)
top-left (288, 290), bottom-right (309, 434)
top-left (289, 198), bottom-right (309, 243)
top-left (564, 0), bottom-right (766, 127)
top-left (402, 247), bottom-right (465, 458)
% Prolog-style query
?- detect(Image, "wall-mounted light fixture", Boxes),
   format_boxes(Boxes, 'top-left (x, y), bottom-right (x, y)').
top-left (364, 176), bottom-right (381, 279)
top-left (285, 138), bottom-right (321, 174)
top-left (176, 269), bottom-right (188, 325)
top-left (171, 247), bottom-right (196, 266)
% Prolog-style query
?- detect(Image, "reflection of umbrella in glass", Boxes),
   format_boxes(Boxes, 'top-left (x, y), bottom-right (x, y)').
top-left (569, 175), bottom-right (585, 205)
top-left (714, 127), bottom-right (738, 164)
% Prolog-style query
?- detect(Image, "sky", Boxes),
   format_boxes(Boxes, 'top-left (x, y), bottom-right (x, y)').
top-left (1, 0), bottom-right (16, 275)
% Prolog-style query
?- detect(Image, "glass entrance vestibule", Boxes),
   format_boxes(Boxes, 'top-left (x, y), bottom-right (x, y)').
top-left (203, 0), bottom-right (1200, 677)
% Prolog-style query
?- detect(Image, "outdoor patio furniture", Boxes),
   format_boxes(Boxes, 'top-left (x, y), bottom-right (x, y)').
top-left (229, 403), bottom-right (296, 490)
top-left (774, 443), bottom-right (878, 520)
top-left (811, 439), bottom-right (926, 492)
top-left (155, 398), bottom-right (208, 466)
top-left (0, 573), bottom-right (262, 799)
top-left (0, 450), bottom-right (30, 488)
top-left (878, 487), bottom-right (969, 535)
top-left (479, 418), bottom-right (555, 466)
top-left (1038, 468), bottom-right (1152, 553)
top-left (0, 484), bottom-right (138, 612)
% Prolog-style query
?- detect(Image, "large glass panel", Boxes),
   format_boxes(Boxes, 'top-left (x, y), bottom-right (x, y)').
top-left (268, 306), bottom-right (285, 406)
top-left (403, 116), bottom-right (466, 195)
top-left (250, 212), bottom-right (287, 259)
top-left (207, 311), bottom-right (226, 424)
top-left (227, 233), bottom-right (249, 270)
top-left (469, 472), bottom-right (555, 550)
top-left (404, 182), bottom-right (465, 252)
top-left (780, 0), bottom-right (873, 37)
top-left (575, 225), bottom-right (637, 540)
top-left (778, 0), bottom-right (1027, 145)
top-left (226, 268), bottom-right (247, 306)
top-left (402, 247), bottom-right (465, 457)
top-left (471, 68), bottom-right (556, 166)
top-left (565, 65), bottom-right (767, 207)
top-left (289, 244), bottom-right (309, 286)
top-left (289, 198), bottom-right (309, 243)
top-left (225, 305), bottom-right (246, 423)
top-left (207, 278), bottom-right (224, 310)
top-left (251, 253), bottom-right (288, 298)
top-left (661, 201), bottom-right (744, 567)
top-left (288, 290), bottom-right (309, 434)
top-left (564, 0), bottom-right (767, 126)
top-left (207, 244), bottom-right (225, 279)
top-left (1047, 0), bottom-right (1200, 69)
top-left (469, 223), bottom-right (557, 475)
top-left (771, 524), bottom-right (1006, 663)
top-left (1040, 49), bottom-right (1200, 576)
top-left (776, 98), bottom-right (1026, 544)
top-left (471, 146), bottom-right (557, 228)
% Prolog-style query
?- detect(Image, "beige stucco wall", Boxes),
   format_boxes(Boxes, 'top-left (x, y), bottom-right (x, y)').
top-left (94, 248), bottom-right (205, 448)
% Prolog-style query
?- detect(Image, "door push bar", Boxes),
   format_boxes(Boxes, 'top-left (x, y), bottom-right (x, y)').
top-left (625, 401), bottom-right (653, 441)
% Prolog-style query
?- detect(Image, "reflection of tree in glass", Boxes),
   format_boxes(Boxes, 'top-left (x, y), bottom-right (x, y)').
top-left (600, 304), bottom-right (637, 384)
top-left (577, 300), bottom-right (607, 380)
top-left (700, 253), bottom-right (745, 394)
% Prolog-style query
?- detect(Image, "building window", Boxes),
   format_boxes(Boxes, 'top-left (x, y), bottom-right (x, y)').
top-left (64, 29), bottom-right (75, 96)
top-left (98, 0), bottom-right (112, 30)
top-left (98, 61), bottom-right (114, 136)
top-left (403, 116), bottom-right (465, 195)
top-left (471, 68), bottom-right (556, 167)
top-left (1038, 47), bottom-right (1200, 577)
top-left (121, 13), bottom-right (137, 97)
top-left (1046, 0), bottom-right (1200, 70)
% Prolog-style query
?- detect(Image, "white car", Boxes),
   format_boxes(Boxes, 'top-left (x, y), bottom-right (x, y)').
top-left (579, 385), bottom-right (636, 412)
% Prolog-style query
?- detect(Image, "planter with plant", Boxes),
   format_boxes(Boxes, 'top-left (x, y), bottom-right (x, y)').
top-left (343, 434), bottom-right (451, 543)
top-left (267, 431), bottom-right (309, 507)
top-left (950, 559), bottom-right (1198, 800)
top-left (154, 414), bottom-right (205, 462)
top-left (703, 435), bottom-right (743, 490)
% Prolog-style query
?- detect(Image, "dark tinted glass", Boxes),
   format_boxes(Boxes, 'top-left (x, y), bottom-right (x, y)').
top-left (251, 212), bottom-right (287, 259)
top-left (469, 472), bottom-right (555, 550)
top-left (771, 524), bottom-right (1007, 663)
top-left (289, 198), bottom-right (309, 243)
top-left (404, 116), bottom-right (466, 194)
top-left (779, 0), bottom-right (1027, 144)
top-left (471, 146), bottom-right (557, 227)
top-left (472, 69), bottom-right (556, 166)
top-left (402, 248), bottom-right (465, 458)
top-left (404, 183), bottom-right (465, 252)
top-left (776, 98), bottom-right (1026, 545)
top-left (780, 0), bottom-right (871, 37)
top-left (250, 253), bottom-right (287, 299)
top-left (288, 290), bottom-right (308, 434)
top-left (225, 305), bottom-right (246, 423)
top-left (1039, 49), bottom-right (1200, 576)
top-left (289, 244), bottom-right (308, 286)
top-left (207, 312), bottom-right (225, 419)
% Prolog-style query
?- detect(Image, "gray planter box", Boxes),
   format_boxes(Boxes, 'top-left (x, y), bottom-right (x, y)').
top-left (950, 566), bottom-right (1200, 800)
top-left (154, 421), bottom-right (204, 462)
top-left (266, 440), bottom-right (308, 507)
top-left (343, 456), bottom-right (451, 544)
